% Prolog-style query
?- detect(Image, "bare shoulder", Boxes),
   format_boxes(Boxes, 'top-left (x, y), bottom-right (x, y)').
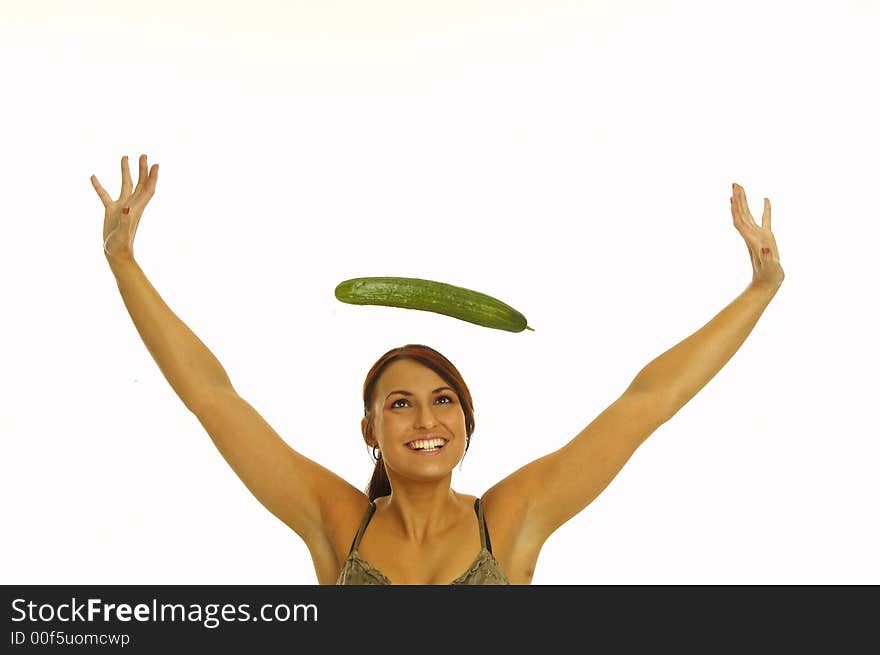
top-left (480, 484), bottom-right (541, 584)
top-left (308, 484), bottom-right (372, 585)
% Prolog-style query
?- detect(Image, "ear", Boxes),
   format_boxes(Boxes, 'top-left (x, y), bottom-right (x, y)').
top-left (361, 416), bottom-right (373, 447)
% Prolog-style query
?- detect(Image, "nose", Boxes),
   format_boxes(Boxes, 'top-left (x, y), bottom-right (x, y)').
top-left (415, 403), bottom-right (438, 428)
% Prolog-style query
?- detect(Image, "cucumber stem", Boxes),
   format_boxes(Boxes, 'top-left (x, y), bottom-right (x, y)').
top-left (525, 326), bottom-right (535, 332)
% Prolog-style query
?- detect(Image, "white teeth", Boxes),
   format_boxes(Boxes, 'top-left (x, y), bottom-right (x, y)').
top-left (408, 438), bottom-right (447, 450)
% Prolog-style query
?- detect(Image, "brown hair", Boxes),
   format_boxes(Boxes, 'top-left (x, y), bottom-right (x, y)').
top-left (362, 344), bottom-right (475, 501)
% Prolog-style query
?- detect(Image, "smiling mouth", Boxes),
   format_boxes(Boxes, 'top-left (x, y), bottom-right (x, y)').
top-left (406, 437), bottom-right (448, 452)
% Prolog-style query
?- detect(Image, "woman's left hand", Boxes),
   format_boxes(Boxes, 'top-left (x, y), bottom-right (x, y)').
top-left (731, 182), bottom-right (785, 289)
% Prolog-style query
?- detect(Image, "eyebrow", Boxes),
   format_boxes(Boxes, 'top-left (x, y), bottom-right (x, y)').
top-left (386, 386), bottom-right (455, 400)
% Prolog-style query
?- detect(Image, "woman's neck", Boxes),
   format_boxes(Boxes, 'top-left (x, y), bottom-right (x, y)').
top-left (376, 484), bottom-right (468, 545)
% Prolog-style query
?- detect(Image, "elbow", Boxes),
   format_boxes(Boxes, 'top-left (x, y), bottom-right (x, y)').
top-left (624, 383), bottom-right (679, 426)
top-left (183, 384), bottom-right (236, 416)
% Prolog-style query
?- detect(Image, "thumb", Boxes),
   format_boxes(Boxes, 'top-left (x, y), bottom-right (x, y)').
top-left (761, 197), bottom-right (771, 231)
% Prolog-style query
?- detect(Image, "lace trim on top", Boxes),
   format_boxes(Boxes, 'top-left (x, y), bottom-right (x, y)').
top-left (448, 548), bottom-right (509, 585)
top-left (336, 497), bottom-right (511, 585)
top-left (342, 552), bottom-right (392, 585)
top-left (339, 547), bottom-right (509, 585)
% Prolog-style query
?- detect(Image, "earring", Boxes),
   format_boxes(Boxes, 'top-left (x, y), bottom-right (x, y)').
top-left (371, 445), bottom-right (381, 460)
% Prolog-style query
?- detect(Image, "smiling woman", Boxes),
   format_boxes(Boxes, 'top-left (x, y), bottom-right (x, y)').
top-left (95, 153), bottom-right (784, 585)
top-left (360, 344), bottom-right (475, 502)
top-left (332, 345), bottom-right (512, 584)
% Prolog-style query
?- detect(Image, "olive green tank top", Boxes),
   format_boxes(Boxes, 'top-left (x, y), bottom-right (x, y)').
top-left (336, 497), bottom-right (510, 585)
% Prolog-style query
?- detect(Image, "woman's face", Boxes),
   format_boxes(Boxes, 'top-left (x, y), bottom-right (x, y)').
top-left (364, 359), bottom-right (467, 481)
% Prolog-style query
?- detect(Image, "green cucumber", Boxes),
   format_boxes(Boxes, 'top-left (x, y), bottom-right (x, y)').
top-left (334, 277), bottom-right (534, 333)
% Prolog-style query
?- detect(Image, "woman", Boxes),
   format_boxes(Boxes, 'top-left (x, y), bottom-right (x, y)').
top-left (92, 154), bottom-right (785, 585)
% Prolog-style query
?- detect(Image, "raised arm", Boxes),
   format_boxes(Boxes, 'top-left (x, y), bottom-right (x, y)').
top-left (484, 182), bottom-right (785, 547)
top-left (92, 155), bottom-right (366, 547)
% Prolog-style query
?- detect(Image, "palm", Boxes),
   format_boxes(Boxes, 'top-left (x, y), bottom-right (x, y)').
top-left (91, 154), bottom-right (158, 259)
top-left (731, 182), bottom-right (784, 288)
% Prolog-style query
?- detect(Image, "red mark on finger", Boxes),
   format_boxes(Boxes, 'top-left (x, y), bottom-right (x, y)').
top-left (122, 207), bottom-right (130, 214)
top-left (761, 247), bottom-right (770, 254)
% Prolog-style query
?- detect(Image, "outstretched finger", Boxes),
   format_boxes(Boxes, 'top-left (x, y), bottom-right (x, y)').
top-left (90, 175), bottom-right (112, 207)
top-left (147, 161), bottom-right (158, 195)
top-left (730, 183), bottom-right (747, 228)
top-left (136, 154), bottom-right (147, 191)
top-left (734, 183), bottom-right (757, 230)
top-left (120, 155), bottom-right (133, 199)
top-left (762, 197), bottom-right (771, 231)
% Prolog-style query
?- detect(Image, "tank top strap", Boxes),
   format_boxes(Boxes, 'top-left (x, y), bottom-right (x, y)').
top-left (347, 501), bottom-right (377, 555)
top-left (474, 497), bottom-right (493, 554)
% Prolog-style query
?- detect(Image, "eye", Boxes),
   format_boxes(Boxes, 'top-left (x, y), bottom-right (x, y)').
top-left (390, 395), bottom-right (454, 409)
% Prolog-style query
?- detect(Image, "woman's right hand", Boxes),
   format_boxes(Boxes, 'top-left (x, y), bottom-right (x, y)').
top-left (91, 154), bottom-right (159, 262)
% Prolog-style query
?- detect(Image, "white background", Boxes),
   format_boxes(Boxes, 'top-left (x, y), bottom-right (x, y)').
top-left (1, 0), bottom-right (877, 585)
